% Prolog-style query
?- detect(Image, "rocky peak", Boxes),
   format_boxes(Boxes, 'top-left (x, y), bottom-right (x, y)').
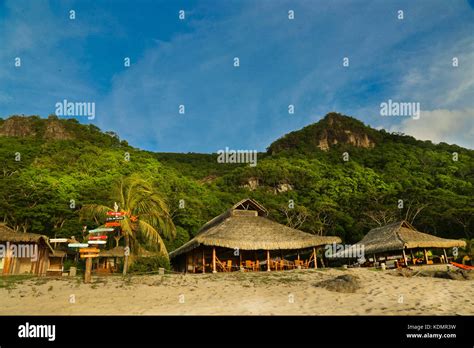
top-left (268, 112), bottom-right (376, 154)
top-left (0, 116), bottom-right (36, 137)
top-left (0, 115), bottom-right (73, 140)
top-left (43, 117), bottom-right (73, 140)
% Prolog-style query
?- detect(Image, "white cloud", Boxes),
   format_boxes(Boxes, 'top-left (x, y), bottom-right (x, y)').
top-left (391, 109), bottom-right (474, 149)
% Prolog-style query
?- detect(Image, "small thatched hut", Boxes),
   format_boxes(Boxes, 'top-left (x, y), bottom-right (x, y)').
top-left (337, 220), bottom-right (466, 266)
top-left (95, 246), bottom-right (125, 273)
top-left (169, 199), bottom-right (341, 273)
top-left (0, 224), bottom-right (53, 276)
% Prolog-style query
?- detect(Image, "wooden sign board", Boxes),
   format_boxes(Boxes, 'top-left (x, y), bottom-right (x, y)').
top-left (89, 235), bottom-right (107, 240)
top-left (80, 254), bottom-right (99, 258)
top-left (89, 228), bottom-right (115, 233)
top-left (68, 243), bottom-right (89, 248)
top-left (106, 211), bottom-right (126, 216)
top-left (80, 248), bottom-right (100, 253)
top-left (50, 238), bottom-right (69, 243)
top-left (88, 240), bottom-right (106, 245)
top-left (106, 216), bottom-right (124, 221)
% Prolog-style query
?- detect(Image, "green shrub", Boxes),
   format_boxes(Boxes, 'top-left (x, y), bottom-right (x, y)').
top-left (128, 255), bottom-right (170, 273)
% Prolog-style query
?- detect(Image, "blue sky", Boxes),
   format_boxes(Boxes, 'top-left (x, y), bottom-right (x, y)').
top-left (1, 0), bottom-right (473, 152)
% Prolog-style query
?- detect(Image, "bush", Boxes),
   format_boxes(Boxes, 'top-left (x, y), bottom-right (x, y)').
top-left (128, 255), bottom-right (170, 274)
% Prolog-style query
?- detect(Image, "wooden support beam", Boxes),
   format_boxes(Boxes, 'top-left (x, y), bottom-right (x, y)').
top-left (212, 247), bottom-right (216, 273)
top-left (313, 247), bottom-right (317, 269)
top-left (202, 249), bottom-right (205, 274)
top-left (266, 250), bottom-right (271, 272)
top-left (423, 249), bottom-right (429, 264)
top-left (297, 252), bottom-right (300, 261)
top-left (443, 248), bottom-right (448, 264)
top-left (410, 250), bottom-right (416, 265)
top-left (84, 256), bottom-right (92, 283)
top-left (402, 250), bottom-right (408, 267)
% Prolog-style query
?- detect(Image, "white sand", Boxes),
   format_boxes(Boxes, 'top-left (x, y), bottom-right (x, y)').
top-left (1, 267), bottom-right (473, 315)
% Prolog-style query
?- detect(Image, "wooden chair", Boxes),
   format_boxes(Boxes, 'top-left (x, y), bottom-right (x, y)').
top-left (226, 260), bottom-right (232, 271)
top-left (245, 260), bottom-right (254, 271)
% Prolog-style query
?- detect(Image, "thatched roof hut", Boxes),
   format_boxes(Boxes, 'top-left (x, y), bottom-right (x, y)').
top-left (100, 246), bottom-right (125, 258)
top-left (334, 221), bottom-right (466, 266)
top-left (354, 221), bottom-right (466, 254)
top-left (0, 223), bottom-right (54, 276)
top-left (170, 199), bottom-right (340, 258)
top-left (0, 224), bottom-right (52, 249)
top-left (170, 199), bottom-right (340, 272)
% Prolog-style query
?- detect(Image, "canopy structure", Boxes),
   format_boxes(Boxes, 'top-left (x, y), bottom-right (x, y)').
top-left (355, 220), bottom-right (466, 254)
top-left (170, 199), bottom-right (341, 272)
top-left (334, 220), bottom-right (466, 266)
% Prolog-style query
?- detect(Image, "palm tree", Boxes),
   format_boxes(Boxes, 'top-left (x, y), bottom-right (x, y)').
top-left (80, 174), bottom-right (176, 274)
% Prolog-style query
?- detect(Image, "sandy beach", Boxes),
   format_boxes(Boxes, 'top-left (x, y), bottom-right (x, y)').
top-left (1, 266), bottom-right (473, 316)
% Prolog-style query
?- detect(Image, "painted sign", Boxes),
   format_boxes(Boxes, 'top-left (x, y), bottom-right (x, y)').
top-left (68, 243), bottom-right (89, 248)
top-left (89, 235), bottom-right (107, 240)
top-left (89, 228), bottom-right (115, 233)
top-left (80, 254), bottom-right (99, 258)
top-left (50, 238), bottom-right (69, 243)
top-left (106, 216), bottom-right (124, 221)
top-left (105, 222), bottom-right (120, 227)
top-left (88, 240), bottom-right (106, 245)
top-left (79, 248), bottom-right (100, 253)
top-left (106, 211), bottom-right (126, 216)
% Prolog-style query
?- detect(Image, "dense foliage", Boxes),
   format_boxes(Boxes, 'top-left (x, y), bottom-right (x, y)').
top-left (0, 113), bottom-right (472, 254)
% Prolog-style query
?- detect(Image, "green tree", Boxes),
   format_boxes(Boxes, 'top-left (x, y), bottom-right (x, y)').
top-left (80, 174), bottom-right (176, 274)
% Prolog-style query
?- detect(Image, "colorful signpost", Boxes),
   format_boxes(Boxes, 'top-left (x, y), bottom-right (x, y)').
top-left (68, 202), bottom-right (126, 283)
top-left (79, 247), bottom-right (101, 282)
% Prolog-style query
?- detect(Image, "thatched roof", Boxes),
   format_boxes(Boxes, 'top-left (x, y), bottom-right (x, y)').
top-left (0, 224), bottom-right (53, 252)
top-left (100, 246), bottom-right (125, 258)
top-left (339, 221), bottom-right (466, 256)
top-left (49, 250), bottom-right (67, 258)
top-left (170, 199), bottom-right (341, 258)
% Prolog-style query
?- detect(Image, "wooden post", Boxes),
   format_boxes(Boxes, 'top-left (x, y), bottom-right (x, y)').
top-left (239, 252), bottom-right (242, 270)
top-left (443, 248), bottom-right (448, 264)
top-left (3, 247), bottom-right (12, 275)
top-left (212, 247), bottom-right (216, 273)
top-left (313, 248), bottom-right (317, 269)
top-left (373, 254), bottom-right (377, 266)
top-left (202, 249), bottom-right (205, 274)
top-left (402, 250), bottom-right (408, 266)
top-left (297, 252), bottom-right (300, 261)
top-left (266, 250), bottom-right (270, 272)
top-left (410, 250), bottom-right (416, 265)
top-left (423, 249), bottom-right (428, 264)
top-left (84, 257), bottom-right (92, 283)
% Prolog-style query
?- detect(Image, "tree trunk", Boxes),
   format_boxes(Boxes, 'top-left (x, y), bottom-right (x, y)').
top-left (123, 234), bottom-right (130, 275)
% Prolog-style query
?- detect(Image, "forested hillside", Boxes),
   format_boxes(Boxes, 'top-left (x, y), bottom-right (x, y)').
top-left (1, 113), bottom-right (472, 252)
